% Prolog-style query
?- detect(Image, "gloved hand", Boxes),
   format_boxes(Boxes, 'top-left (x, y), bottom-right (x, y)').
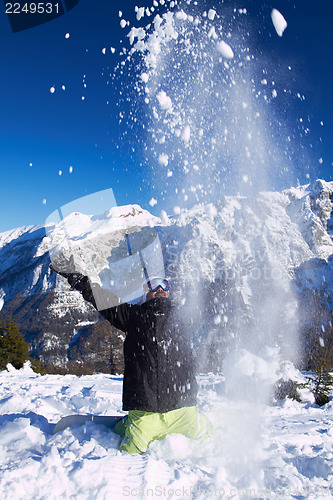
top-left (50, 264), bottom-right (89, 291)
top-left (50, 261), bottom-right (120, 310)
top-left (49, 263), bottom-right (70, 278)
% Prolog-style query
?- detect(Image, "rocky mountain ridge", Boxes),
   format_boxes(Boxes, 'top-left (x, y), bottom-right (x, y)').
top-left (0, 179), bottom-right (332, 373)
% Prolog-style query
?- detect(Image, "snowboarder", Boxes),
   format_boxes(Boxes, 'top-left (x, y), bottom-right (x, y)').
top-left (52, 268), bottom-right (213, 454)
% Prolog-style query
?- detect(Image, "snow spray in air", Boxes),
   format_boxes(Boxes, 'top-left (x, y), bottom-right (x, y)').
top-left (116, 0), bottom-right (300, 483)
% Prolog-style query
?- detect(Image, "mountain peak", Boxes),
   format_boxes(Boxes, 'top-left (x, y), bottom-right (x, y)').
top-left (1, 181), bottom-right (333, 373)
top-left (103, 204), bottom-right (149, 219)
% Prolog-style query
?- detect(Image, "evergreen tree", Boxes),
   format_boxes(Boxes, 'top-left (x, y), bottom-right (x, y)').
top-left (0, 316), bottom-right (30, 370)
top-left (0, 315), bottom-right (45, 373)
top-left (311, 344), bottom-right (333, 406)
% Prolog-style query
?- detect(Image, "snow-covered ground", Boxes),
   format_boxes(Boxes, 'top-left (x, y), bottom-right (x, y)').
top-left (1, 362), bottom-right (332, 499)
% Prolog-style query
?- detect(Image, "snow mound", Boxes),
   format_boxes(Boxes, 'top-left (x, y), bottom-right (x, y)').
top-left (0, 368), bottom-right (332, 498)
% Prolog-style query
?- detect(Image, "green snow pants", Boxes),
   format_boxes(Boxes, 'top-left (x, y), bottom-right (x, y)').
top-left (113, 406), bottom-right (214, 454)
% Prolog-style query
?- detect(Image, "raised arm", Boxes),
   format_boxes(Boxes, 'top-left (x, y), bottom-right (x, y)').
top-left (51, 266), bottom-right (132, 333)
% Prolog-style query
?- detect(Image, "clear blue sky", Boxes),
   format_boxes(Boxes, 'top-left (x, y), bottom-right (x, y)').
top-left (0, 0), bottom-right (332, 232)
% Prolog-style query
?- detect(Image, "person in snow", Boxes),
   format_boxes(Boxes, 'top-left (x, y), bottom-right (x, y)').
top-left (52, 269), bottom-right (213, 454)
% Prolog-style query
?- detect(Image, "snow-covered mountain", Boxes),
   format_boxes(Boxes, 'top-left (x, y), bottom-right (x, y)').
top-left (0, 179), bottom-right (332, 372)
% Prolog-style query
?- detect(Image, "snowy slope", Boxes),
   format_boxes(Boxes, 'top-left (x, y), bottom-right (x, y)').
top-left (0, 180), bottom-right (333, 371)
top-left (0, 362), bottom-right (332, 499)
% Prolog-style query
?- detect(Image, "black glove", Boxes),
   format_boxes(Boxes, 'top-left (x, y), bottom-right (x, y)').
top-left (50, 263), bottom-right (98, 307)
top-left (50, 264), bottom-right (70, 278)
top-left (50, 264), bottom-right (89, 291)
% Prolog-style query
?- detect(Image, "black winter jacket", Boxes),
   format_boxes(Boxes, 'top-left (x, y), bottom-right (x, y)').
top-left (66, 274), bottom-right (198, 413)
